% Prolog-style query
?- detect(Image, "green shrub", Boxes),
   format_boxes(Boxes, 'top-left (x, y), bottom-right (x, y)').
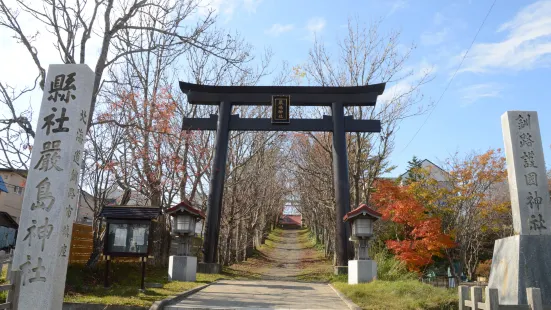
top-left (374, 250), bottom-right (417, 281)
top-left (476, 260), bottom-right (492, 278)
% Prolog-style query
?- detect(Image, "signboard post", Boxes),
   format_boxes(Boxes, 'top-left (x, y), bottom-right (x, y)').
top-left (100, 206), bottom-right (159, 289)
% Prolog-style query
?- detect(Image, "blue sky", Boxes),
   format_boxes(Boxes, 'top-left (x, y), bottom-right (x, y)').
top-left (1, 0), bottom-right (550, 176)
top-left (208, 0), bottom-right (551, 175)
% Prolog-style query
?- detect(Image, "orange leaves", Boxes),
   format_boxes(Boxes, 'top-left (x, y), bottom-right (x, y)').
top-left (98, 86), bottom-right (191, 194)
top-left (372, 179), bottom-right (455, 272)
top-left (95, 161), bottom-right (119, 171)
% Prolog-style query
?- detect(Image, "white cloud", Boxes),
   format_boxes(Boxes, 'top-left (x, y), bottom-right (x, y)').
top-left (420, 28), bottom-right (449, 46)
top-left (196, 0), bottom-right (262, 21)
top-left (377, 61), bottom-right (436, 105)
top-left (387, 0), bottom-right (408, 17)
top-left (197, 0), bottom-right (236, 18)
top-left (305, 17), bottom-right (326, 40)
top-left (377, 80), bottom-right (413, 105)
top-left (434, 12), bottom-right (445, 26)
top-left (243, 0), bottom-right (262, 13)
top-left (458, 0), bottom-right (551, 74)
top-left (459, 83), bottom-right (503, 105)
top-left (265, 23), bottom-right (294, 36)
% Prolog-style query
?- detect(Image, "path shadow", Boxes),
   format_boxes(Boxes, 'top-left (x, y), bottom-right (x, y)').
top-left (215, 282), bottom-right (314, 290)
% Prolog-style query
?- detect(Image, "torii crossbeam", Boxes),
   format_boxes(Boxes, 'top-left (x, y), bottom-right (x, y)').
top-left (179, 81), bottom-right (386, 273)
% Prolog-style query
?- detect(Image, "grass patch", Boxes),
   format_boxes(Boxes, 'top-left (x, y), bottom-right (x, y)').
top-left (222, 249), bottom-right (265, 280)
top-left (223, 235), bottom-right (284, 280)
top-left (295, 228), bottom-right (335, 282)
top-left (332, 280), bottom-right (458, 310)
top-left (263, 228), bottom-right (286, 249)
top-left (374, 251), bottom-right (418, 281)
top-left (223, 228), bottom-right (292, 279)
top-left (0, 265), bottom-right (8, 303)
top-left (64, 263), bottom-right (226, 307)
top-left (297, 229), bottom-right (456, 309)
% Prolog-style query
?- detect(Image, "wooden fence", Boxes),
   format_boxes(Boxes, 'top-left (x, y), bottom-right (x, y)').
top-left (69, 223), bottom-right (94, 264)
top-left (459, 285), bottom-right (551, 310)
top-left (68, 224), bottom-right (142, 263)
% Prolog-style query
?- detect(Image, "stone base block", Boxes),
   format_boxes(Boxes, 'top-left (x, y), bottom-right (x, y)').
top-left (348, 260), bottom-right (377, 284)
top-left (197, 262), bottom-right (221, 274)
top-left (488, 235), bottom-right (551, 305)
top-left (334, 266), bottom-right (348, 275)
top-left (168, 256), bottom-right (197, 282)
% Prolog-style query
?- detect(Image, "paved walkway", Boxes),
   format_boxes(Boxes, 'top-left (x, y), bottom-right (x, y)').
top-left (167, 229), bottom-right (348, 309)
top-left (165, 279), bottom-right (347, 309)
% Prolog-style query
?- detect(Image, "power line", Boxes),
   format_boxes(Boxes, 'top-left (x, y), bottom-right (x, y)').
top-left (400, 0), bottom-right (498, 153)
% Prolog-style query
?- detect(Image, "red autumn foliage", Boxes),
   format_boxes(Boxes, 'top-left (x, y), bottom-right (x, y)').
top-left (371, 179), bottom-right (456, 272)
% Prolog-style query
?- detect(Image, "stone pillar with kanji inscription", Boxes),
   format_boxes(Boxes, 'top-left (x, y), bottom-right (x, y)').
top-left (11, 64), bottom-right (94, 310)
top-left (488, 111), bottom-right (551, 305)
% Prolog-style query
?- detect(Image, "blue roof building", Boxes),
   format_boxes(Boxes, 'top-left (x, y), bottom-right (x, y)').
top-left (0, 176), bottom-right (8, 193)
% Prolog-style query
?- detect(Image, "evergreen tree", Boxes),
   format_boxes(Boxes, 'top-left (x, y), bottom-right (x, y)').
top-left (405, 156), bottom-right (424, 184)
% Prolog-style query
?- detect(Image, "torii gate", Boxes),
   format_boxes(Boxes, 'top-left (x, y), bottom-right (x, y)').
top-left (179, 82), bottom-right (386, 273)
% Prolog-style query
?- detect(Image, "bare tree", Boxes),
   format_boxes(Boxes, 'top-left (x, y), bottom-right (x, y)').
top-left (81, 112), bottom-right (126, 267)
top-left (0, 0), bottom-right (250, 171)
top-left (218, 109), bottom-right (288, 266)
top-left (290, 18), bottom-right (432, 263)
top-left (0, 80), bottom-right (36, 171)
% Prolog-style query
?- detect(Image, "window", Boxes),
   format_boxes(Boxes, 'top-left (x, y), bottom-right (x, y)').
top-left (106, 222), bottom-right (150, 254)
top-left (13, 186), bottom-right (23, 195)
top-left (353, 218), bottom-right (373, 236)
top-left (176, 215), bottom-right (191, 231)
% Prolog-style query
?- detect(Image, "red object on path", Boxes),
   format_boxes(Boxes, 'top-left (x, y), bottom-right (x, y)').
top-left (279, 214), bottom-right (302, 227)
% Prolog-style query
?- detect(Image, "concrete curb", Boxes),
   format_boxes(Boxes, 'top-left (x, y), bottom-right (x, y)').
top-left (149, 282), bottom-right (213, 310)
top-left (63, 303), bottom-right (147, 310)
top-left (328, 283), bottom-right (362, 310)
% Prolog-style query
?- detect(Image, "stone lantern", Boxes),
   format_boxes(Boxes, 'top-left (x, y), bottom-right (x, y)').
top-left (166, 200), bottom-right (206, 282)
top-left (343, 203), bottom-right (381, 284)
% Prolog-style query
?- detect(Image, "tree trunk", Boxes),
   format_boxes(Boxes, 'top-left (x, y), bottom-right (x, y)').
top-left (86, 218), bottom-right (104, 268)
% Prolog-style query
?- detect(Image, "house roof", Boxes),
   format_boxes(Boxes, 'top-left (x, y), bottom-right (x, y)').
top-left (343, 204), bottom-right (382, 222)
top-left (399, 159), bottom-right (448, 179)
top-left (99, 206), bottom-right (160, 220)
top-left (0, 212), bottom-right (18, 229)
top-left (165, 201), bottom-right (206, 219)
top-left (0, 168), bottom-right (27, 177)
top-left (279, 215), bottom-right (302, 226)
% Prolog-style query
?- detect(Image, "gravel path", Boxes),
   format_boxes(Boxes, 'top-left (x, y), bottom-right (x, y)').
top-left (257, 229), bottom-right (305, 280)
top-left (167, 229), bottom-right (348, 309)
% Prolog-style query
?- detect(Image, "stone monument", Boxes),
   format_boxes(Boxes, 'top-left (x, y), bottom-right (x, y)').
top-left (488, 111), bottom-right (551, 305)
top-left (11, 64), bottom-right (94, 309)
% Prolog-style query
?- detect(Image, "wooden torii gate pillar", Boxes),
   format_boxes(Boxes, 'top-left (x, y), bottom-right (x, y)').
top-left (179, 82), bottom-right (386, 274)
